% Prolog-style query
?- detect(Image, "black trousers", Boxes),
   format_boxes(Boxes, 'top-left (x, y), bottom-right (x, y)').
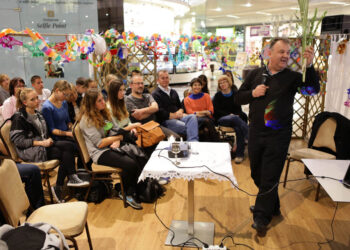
top-left (98, 149), bottom-right (144, 195)
top-left (248, 128), bottom-right (291, 225)
top-left (47, 140), bottom-right (77, 186)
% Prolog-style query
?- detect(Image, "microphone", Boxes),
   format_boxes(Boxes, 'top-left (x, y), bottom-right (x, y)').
top-left (262, 72), bottom-right (269, 86)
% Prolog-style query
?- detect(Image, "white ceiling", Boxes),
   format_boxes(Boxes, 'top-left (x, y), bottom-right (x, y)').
top-left (185, 0), bottom-right (350, 27)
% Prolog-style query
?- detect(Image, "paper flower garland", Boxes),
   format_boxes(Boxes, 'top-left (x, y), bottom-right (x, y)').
top-left (0, 36), bottom-right (23, 49)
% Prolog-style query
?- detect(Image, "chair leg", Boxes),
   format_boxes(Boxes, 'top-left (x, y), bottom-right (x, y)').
top-left (66, 235), bottom-right (79, 250)
top-left (85, 222), bottom-right (93, 250)
top-left (45, 170), bottom-right (54, 204)
top-left (119, 176), bottom-right (127, 208)
top-left (283, 158), bottom-right (291, 188)
top-left (84, 183), bottom-right (93, 201)
top-left (315, 182), bottom-right (321, 202)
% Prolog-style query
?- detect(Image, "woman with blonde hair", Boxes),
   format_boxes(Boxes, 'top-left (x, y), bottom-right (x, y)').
top-left (213, 75), bottom-right (248, 164)
top-left (10, 88), bottom-right (88, 202)
top-left (79, 89), bottom-right (146, 210)
top-left (42, 80), bottom-right (73, 139)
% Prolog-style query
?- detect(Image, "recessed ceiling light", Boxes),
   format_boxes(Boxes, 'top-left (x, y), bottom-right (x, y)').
top-left (256, 11), bottom-right (272, 16)
top-left (227, 15), bottom-right (240, 19)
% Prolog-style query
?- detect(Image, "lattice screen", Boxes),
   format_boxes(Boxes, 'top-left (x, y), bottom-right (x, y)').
top-left (262, 37), bottom-right (329, 139)
top-left (92, 44), bottom-right (157, 90)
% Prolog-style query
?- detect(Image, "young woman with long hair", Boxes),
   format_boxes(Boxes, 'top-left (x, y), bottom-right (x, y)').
top-left (107, 79), bottom-right (140, 131)
top-left (10, 88), bottom-right (89, 203)
top-left (79, 89), bottom-right (146, 210)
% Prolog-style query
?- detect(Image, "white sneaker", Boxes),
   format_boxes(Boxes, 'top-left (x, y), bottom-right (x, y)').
top-left (235, 157), bottom-right (244, 164)
top-left (67, 174), bottom-right (90, 187)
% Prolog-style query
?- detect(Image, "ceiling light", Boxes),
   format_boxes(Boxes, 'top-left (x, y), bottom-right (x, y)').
top-left (214, 7), bottom-right (222, 11)
top-left (256, 11), bottom-right (272, 16)
top-left (226, 15), bottom-right (240, 19)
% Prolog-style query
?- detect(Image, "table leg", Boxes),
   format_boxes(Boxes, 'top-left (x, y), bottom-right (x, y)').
top-left (188, 180), bottom-right (194, 235)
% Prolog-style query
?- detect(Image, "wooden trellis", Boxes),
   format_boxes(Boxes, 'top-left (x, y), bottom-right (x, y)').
top-left (92, 44), bottom-right (157, 90)
top-left (262, 37), bottom-right (329, 139)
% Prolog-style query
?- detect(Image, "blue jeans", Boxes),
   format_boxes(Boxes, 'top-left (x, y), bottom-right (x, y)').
top-left (162, 114), bottom-right (199, 141)
top-left (218, 114), bottom-right (248, 157)
top-left (17, 163), bottom-right (45, 209)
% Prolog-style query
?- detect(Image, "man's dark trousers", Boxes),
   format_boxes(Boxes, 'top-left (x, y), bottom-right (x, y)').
top-left (248, 128), bottom-right (291, 225)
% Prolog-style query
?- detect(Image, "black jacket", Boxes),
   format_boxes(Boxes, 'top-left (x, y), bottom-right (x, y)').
top-left (10, 108), bottom-right (49, 162)
top-left (152, 87), bottom-right (182, 124)
top-left (309, 111), bottom-right (350, 159)
top-left (236, 66), bottom-right (319, 132)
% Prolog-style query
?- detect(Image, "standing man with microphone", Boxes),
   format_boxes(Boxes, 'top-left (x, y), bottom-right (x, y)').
top-left (236, 38), bottom-right (320, 236)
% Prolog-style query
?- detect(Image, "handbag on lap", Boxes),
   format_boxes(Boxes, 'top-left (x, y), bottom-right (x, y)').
top-left (136, 121), bottom-right (165, 147)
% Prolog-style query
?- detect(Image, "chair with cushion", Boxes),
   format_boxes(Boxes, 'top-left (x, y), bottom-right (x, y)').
top-left (0, 159), bottom-right (93, 249)
top-left (0, 120), bottom-right (59, 204)
top-left (72, 122), bottom-right (126, 207)
top-left (283, 117), bottom-right (337, 201)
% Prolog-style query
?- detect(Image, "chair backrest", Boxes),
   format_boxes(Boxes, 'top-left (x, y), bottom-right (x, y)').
top-left (0, 159), bottom-right (30, 226)
top-left (0, 120), bottom-right (20, 161)
top-left (312, 118), bottom-right (337, 152)
top-left (72, 122), bottom-right (91, 165)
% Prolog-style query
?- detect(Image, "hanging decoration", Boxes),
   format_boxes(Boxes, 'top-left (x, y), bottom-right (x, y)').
top-left (337, 38), bottom-right (348, 54)
top-left (22, 43), bottom-right (44, 57)
top-left (0, 36), bottom-right (23, 49)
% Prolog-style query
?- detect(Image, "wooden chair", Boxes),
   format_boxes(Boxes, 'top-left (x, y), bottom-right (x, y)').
top-left (0, 159), bottom-right (93, 250)
top-left (217, 126), bottom-right (236, 147)
top-left (0, 120), bottom-right (59, 204)
top-left (72, 122), bottom-right (127, 207)
top-left (283, 118), bottom-right (337, 201)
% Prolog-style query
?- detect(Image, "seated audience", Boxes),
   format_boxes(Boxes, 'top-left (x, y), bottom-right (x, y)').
top-left (75, 77), bottom-right (87, 107)
top-left (213, 75), bottom-right (248, 164)
top-left (125, 69), bottom-right (149, 96)
top-left (0, 74), bottom-right (10, 106)
top-left (125, 75), bottom-right (158, 124)
top-left (152, 70), bottom-right (198, 141)
top-left (107, 79), bottom-right (140, 131)
top-left (183, 74), bottom-right (209, 98)
top-left (31, 75), bottom-right (51, 111)
top-left (42, 80), bottom-right (84, 167)
top-left (79, 89), bottom-right (146, 210)
top-left (102, 74), bottom-right (118, 100)
top-left (86, 78), bottom-right (98, 90)
top-left (2, 77), bottom-right (25, 121)
top-left (67, 83), bottom-right (79, 124)
top-left (198, 74), bottom-right (210, 94)
top-left (183, 78), bottom-right (218, 141)
top-left (223, 70), bottom-right (238, 91)
top-left (10, 88), bottom-right (88, 203)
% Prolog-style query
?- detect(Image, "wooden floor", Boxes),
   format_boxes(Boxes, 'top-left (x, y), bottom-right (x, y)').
top-left (64, 139), bottom-right (350, 250)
